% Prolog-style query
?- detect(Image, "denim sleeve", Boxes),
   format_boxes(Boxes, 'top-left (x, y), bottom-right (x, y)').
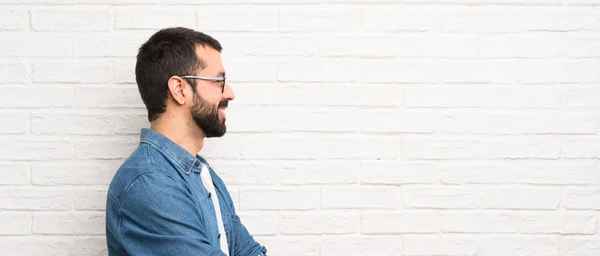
top-left (230, 214), bottom-right (268, 256)
top-left (116, 172), bottom-right (226, 256)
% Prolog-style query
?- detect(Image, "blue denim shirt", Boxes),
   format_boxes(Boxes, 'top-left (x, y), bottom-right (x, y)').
top-left (106, 128), bottom-right (267, 256)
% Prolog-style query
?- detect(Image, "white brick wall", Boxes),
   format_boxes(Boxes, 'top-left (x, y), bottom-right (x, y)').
top-left (0, 0), bottom-right (599, 255)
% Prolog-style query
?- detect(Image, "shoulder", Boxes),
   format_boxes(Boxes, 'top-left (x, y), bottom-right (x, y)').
top-left (107, 144), bottom-right (188, 208)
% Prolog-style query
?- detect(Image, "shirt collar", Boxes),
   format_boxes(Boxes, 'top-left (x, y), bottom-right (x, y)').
top-left (139, 128), bottom-right (206, 175)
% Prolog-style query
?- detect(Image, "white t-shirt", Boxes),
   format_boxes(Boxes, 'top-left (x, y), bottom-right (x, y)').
top-left (200, 163), bottom-right (229, 255)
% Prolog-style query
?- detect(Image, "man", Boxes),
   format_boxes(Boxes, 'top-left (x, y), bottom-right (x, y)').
top-left (105, 27), bottom-right (267, 256)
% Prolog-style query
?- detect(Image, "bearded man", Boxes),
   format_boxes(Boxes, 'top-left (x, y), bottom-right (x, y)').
top-left (105, 27), bottom-right (267, 256)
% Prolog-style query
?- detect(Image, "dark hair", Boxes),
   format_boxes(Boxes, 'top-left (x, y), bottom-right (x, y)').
top-left (135, 27), bottom-right (222, 122)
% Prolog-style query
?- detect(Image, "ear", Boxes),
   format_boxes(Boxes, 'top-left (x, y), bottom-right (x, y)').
top-left (167, 76), bottom-right (188, 105)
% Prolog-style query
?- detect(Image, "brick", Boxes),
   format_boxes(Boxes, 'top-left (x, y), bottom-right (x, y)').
top-left (115, 7), bottom-right (196, 29)
top-left (209, 160), bottom-right (277, 185)
top-left (362, 6), bottom-right (442, 32)
top-left (442, 212), bottom-right (519, 233)
top-left (31, 161), bottom-right (120, 185)
top-left (518, 60), bottom-right (600, 84)
top-left (562, 35), bottom-right (600, 57)
top-left (362, 60), bottom-right (439, 83)
top-left (31, 111), bottom-right (147, 135)
top-left (233, 84), bottom-right (321, 107)
top-left (362, 211), bottom-right (440, 234)
top-left (482, 138), bottom-right (561, 159)
top-left (240, 136), bottom-right (316, 159)
top-left (440, 163), bottom-right (520, 184)
top-left (519, 114), bottom-right (597, 134)
top-left (480, 236), bottom-right (557, 256)
top-left (74, 189), bottom-right (108, 210)
top-left (0, 163), bottom-right (29, 185)
top-left (0, 213), bottom-right (31, 235)
top-left (239, 36), bottom-right (316, 57)
top-left (33, 213), bottom-right (104, 235)
top-left (201, 136), bottom-right (242, 160)
top-left (563, 189), bottom-right (600, 210)
top-left (70, 237), bottom-right (108, 256)
top-left (480, 34), bottom-right (560, 58)
top-left (521, 7), bottom-right (598, 31)
top-left (0, 111), bottom-right (28, 134)
top-left (31, 8), bottom-right (112, 31)
top-left (442, 8), bottom-right (520, 33)
top-left (0, 238), bottom-right (70, 256)
top-left (563, 88), bottom-right (600, 108)
top-left (281, 211), bottom-right (359, 234)
top-left (76, 0), bottom-right (159, 3)
top-left (226, 60), bottom-right (277, 82)
top-left (239, 189), bottom-right (319, 210)
top-left (319, 36), bottom-right (397, 57)
top-left (520, 212), bottom-right (596, 234)
top-left (321, 187), bottom-right (400, 209)
top-left (236, 212), bottom-right (279, 235)
top-left (229, 107), bottom-right (274, 129)
top-left (75, 85), bottom-right (144, 108)
top-left (114, 58), bottom-right (136, 84)
top-left (482, 189), bottom-right (560, 210)
top-left (361, 161), bottom-right (439, 185)
top-left (0, 8), bottom-right (28, 30)
top-left (404, 140), bottom-right (480, 160)
top-left (560, 237), bottom-right (600, 256)
top-left (441, 61), bottom-right (518, 84)
top-left (197, 6), bottom-right (277, 32)
top-left (323, 84), bottom-right (402, 107)
top-left (403, 187), bottom-right (479, 209)
top-left (0, 86), bottom-right (73, 108)
top-left (481, 87), bottom-right (561, 108)
top-left (163, 0), bottom-right (236, 3)
top-left (0, 32), bottom-right (71, 57)
top-left (362, 111), bottom-right (439, 134)
top-left (0, 141), bottom-right (72, 161)
top-left (256, 237), bottom-right (318, 256)
top-left (0, 189), bottom-right (72, 210)
top-left (279, 110), bottom-right (360, 132)
top-left (317, 136), bottom-right (401, 159)
top-left (33, 60), bottom-right (111, 83)
top-left (0, 61), bottom-right (28, 83)
top-left (520, 163), bottom-right (599, 185)
top-left (321, 236), bottom-right (398, 256)
top-left (403, 236), bottom-right (477, 256)
top-left (278, 60), bottom-right (357, 82)
top-left (74, 32), bottom-right (151, 57)
top-left (398, 34), bottom-right (480, 58)
top-left (403, 85), bottom-right (480, 108)
top-left (278, 160), bottom-right (358, 185)
top-left (244, 0), bottom-right (319, 2)
top-left (279, 7), bottom-right (359, 32)
top-left (563, 139), bottom-right (600, 159)
top-left (440, 113), bottom-right (519, 135)
top-left (75, 138), bottom-right (138, 160)
top-left (322, 187), bottom-right (400, 209)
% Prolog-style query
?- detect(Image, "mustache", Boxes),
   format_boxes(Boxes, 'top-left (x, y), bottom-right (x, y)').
top-left (218, 100), bottom-right (228, 108)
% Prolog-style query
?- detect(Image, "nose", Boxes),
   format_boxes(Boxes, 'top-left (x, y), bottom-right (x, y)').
top-left (223, 83), bottom-right (235, 101)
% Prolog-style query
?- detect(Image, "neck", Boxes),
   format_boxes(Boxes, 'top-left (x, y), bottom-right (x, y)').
top-left (150, 112), bottom-right (205, 157)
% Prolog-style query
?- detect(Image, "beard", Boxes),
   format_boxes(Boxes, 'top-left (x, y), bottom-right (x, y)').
top-left (190, 89), bottom-right (228, 138)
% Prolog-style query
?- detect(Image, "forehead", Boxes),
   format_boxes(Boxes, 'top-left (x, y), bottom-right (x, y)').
top-left (194, 44), bottom-right (224, 75)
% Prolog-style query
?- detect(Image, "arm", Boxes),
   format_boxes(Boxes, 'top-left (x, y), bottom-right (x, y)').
top-left (117, 172), bottom-right (226, 256)
top-left (230, 213), bottom-right (268, 256)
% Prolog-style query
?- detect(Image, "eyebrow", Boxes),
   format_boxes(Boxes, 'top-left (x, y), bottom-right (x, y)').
top-left (217, 71), bottom-right (226, 77)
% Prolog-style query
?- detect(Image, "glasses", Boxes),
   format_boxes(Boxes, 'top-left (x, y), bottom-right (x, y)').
top-left (180, 75), bottom-right (226, 93)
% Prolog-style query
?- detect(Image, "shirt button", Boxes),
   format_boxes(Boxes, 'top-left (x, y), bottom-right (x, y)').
top-left (208, 192), bottom-right (212, 198)
top-left (194, 161), bottom-right (200, 167)
top-left (218, 233), bottom-right (221, 239)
